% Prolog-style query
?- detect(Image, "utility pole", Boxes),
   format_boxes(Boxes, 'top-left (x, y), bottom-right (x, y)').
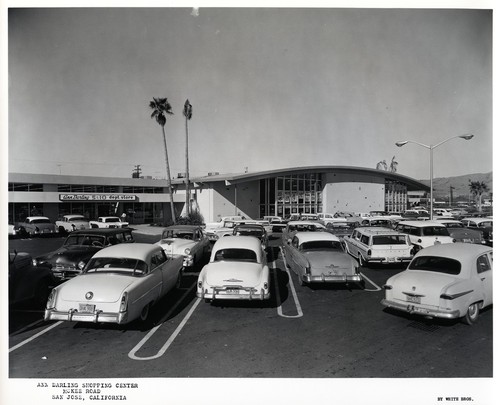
top-left (132, 165), bottom-right (142, 178)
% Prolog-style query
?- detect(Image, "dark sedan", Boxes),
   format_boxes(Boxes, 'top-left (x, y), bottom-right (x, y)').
top-left (33, 228), bottom-right (135, 282)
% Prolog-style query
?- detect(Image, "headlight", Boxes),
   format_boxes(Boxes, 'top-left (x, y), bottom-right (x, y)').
top-left (184, 248), bottom-right (191, 255)
top-left (32, 258), bottom-right (38, 266)
top-left (78, 261), bottom-right (86, 270)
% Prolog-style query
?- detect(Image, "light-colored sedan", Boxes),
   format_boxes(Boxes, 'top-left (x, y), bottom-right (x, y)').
top-left (197, 236), bottom-right (270, 302)
top-left (155, 225), bottom-right (210, 268)
top-left (55, 214), bottom-right (90, 233)
top-left (282, 220), bottom-right (326, 245)
top-left (381, 243), bottom-right (493, 324)
top-left (45, 243), bottom-right (184, 324)
top-left (283, 231), bottom-right (362, 286)
top-left (16, 216), bottom-right (59, 236)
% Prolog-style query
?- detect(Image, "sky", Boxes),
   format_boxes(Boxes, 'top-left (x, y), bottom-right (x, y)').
top-left (5, 5), bottom-right (493, 181)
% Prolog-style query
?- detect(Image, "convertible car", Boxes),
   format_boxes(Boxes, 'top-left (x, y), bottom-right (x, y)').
top-left (381, 243), bottom-right (493, 325)
top-left (45, 243), bottom-right (184, 324)
top-left (196, 236), bottom-right (270, 302)
top-left (155, 225), bottom-right (210, 268)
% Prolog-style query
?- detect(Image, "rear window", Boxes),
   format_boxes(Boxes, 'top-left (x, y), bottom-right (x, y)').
top-left (409, 256), bottom-right (461, 275)
top-left (372, 235), bottom-right (408, 245)
top-left (31, 218), bottom-right (51, 224)
top-left (214, 248), bottom-right (257, 262)
top-left (422, 227), bottom-right (450, 236)
top-left (300, 241), bottom-right (343, 252)
top-left (84, 257), bottom-right (148, 275)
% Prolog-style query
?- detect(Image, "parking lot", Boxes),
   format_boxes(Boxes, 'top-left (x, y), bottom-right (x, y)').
top-left (8, 229), bottom-right (492, 380)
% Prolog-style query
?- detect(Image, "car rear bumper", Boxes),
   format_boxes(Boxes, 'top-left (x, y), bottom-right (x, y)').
top-left (380, 299), bottom-right (461, 319)
top-left (304, 273), bottom-right (363, 283)
top-left (44, 309), bottom-right (128, 324)
top-left (197, 288), bottom-right (270, 301)
top-left (367, 256), bottom-right (413, 263)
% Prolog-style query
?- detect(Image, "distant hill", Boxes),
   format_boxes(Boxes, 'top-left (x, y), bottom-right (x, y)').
top-left (418, 172), bottom-right (492, 201)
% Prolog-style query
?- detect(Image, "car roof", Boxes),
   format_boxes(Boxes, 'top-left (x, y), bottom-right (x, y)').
top-left (91, 243), bottom-right (161, 260)
top-left (70, 228), bottom-right (133, 235)
top-left (234, 224), bottom-right (265, 230)
top-left (294, 231), bottom-right (340, 243)
top-left (462, 217), bottom-right (492, 223)
top-left (353, 227), bottom-right (402, 235)
top-left (287, 220), bottom-right (325, 227)
top-left (64, 214), bottom-right (86, 218)
top-left (413, 243), bottom-right (492, 263)
top-left (162, 225), bottom-right (203, 231)
top-left (26, 216), bottom-right (50, 220)
top-left (212, 235), bottom-right (263, 251)
top-left (398, 220), bottom-right (445, 227)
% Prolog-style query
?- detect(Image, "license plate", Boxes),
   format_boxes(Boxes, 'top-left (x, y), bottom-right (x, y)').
top-left (463, 239), bottom-right (473, 243)
top-left (387, 257), bottom-right (395, 262)
top-left (226, 289), bottom-right (240, 294)
top-left (406, 295), bottom-right (421, 304)
top-left (79, 303), bottom-right (95, 313)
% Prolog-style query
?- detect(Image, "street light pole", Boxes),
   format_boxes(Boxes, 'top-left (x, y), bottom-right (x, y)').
top-left (395, 134), bottom-right (474, 220)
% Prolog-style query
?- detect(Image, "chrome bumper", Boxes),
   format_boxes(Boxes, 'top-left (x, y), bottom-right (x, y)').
top-left (380, 299), bottom-right (461, 319)
top-left (303, 273), bottom-right (363, 283)
top-left (197, 288), bottom-right (270, 301)
top-left (44, 309), bottom-right (128, 324)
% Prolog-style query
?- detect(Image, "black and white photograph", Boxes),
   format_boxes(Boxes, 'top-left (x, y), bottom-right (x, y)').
top-left (1, 1), bottom-right (496, 404)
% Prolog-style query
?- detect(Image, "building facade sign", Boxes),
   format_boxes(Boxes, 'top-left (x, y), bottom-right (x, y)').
top-left (59, 194), bottom-right (137, 201)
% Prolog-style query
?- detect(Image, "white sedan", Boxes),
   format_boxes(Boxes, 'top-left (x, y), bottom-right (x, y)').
top-left (381, 243), bottom-right (493, 324)
top-left (56, 214), bottom-right (90, 233)
top-left (155, 225), bottom-right (210, 268)
top-left (45, 243), bottom-right (184, 324)
top-left (196, 236), bottom-right (270, 302)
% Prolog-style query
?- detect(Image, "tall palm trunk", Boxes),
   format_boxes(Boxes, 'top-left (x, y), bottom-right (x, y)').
top-left (185, 116), bottom-right (190, 216)
top-left (162, 126), bottom-right (176, 223)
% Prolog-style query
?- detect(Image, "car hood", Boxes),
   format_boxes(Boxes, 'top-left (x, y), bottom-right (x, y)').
top-left (37, 246), bottom-right (99, 264)
top-left (156, 238), bottom-right (195, 254)
top-left (303, 251), bottom-right (355, 273)
top-left (203, 261), bottom-right (264, 286)
top-left (57, 273), bottom-right (135, 303)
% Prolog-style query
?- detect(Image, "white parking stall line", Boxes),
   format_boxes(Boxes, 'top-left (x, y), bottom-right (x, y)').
top-left (361, 273), bottom-right (382, 291)
top-left (9, 321), bottom-right (63, 353)
top-left (128, 284), bottom-right (201, 361)
top-left (272, 248), bottom-right (303, 318)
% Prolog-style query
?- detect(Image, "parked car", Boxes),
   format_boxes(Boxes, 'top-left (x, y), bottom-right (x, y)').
top-left (8, 224), bottom-right (18, 238)
top-left (155, 225), bottom-right (210, 268)
top-left (395, 221), bottom-right (455, 253)
top-left (33, 228), bottom-right (135, 282)
top-left (300, 213), bottom-right (319, 221)
top-left (317, 213), bottom-right (347, 227)
top-left (45, 243), bottom-right (184, 324)
top-left (282, 220), bottom-right (326, 245)
top-left (343, 227), bottom-right (413, 266)
top-left (282, 231), bottom-right (362, 286)
top-left (263, 216), bottom-right (287, 233)
top-left (461, 218), bottom-right (493, 246)
top-left (232, 223), bottom-right (269, 248)
top-left (55, 214), bottom-right (90, 234)
top-left (89, 216), bottom-right (128, 228)
top-left (9, 251), bottom-right (55, 307)
top-left (196, 236), bottom-right (270, 302)
top-left (381, 243), bottom-right (493, 324)
top-left (435, 219), bottom-right (484, 244)
top-left (16, 216), bottom-right (59, 236)
top-left (358, 217), bottom-right (395, 228)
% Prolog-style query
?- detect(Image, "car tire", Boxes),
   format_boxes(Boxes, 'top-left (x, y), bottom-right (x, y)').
top-left (139, 303), bottom-right (151, 322)
top-left (463, 302), bottom-right (480, 325)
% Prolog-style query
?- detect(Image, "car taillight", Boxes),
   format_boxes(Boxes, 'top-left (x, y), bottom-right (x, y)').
top-left (197, 281), bottom-right (202, 289)
top-left (46, 288), bottom-right (57, 309)
top-left (119, 292), bottom-right (128, 313)
top-left (263, 282), bottom-right (269, 290)
top-left (367, 249), bottom-right (372, 256)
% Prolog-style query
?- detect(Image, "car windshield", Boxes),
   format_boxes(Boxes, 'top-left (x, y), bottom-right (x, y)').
top-left (372, 235), bottom-right (408, 245)
top-left (234, 229), bottom-right (264, 239)
top-left (477, 221), bottom-right (492, 228)
top-left (105, 218), bottom-right (120, 222)
top-left (214, 248), bottom-right (257, 262)
top-left (31, 218), bottom-right (51, 224)
top-left (300, 241), bottom-right (343, 252)
top-left (422, 227), bottom-right (450, 236)
top-left (289, 224), bottom-right (322, 232)
top-left (69, 217), bottom-right (88, 222)
top-left (409, 256), bottom-right (461, 275)
top-left (163, 230), bottom-right (194, 239)
top-left (64, 235), bottom-right (106, 247)
top-left (84, 257), bottom-right (148, 275)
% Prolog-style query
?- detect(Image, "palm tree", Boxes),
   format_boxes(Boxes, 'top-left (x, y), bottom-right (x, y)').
top-left (149, 97), bottom-right (176, 224)
top-left (469, 180), bottom-right (490, 212)
top-left (183, 99), bottom-right (193, 216)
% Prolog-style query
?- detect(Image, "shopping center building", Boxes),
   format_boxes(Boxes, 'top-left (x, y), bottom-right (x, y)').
top-left (8, 166), bottom-right (428, 225)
